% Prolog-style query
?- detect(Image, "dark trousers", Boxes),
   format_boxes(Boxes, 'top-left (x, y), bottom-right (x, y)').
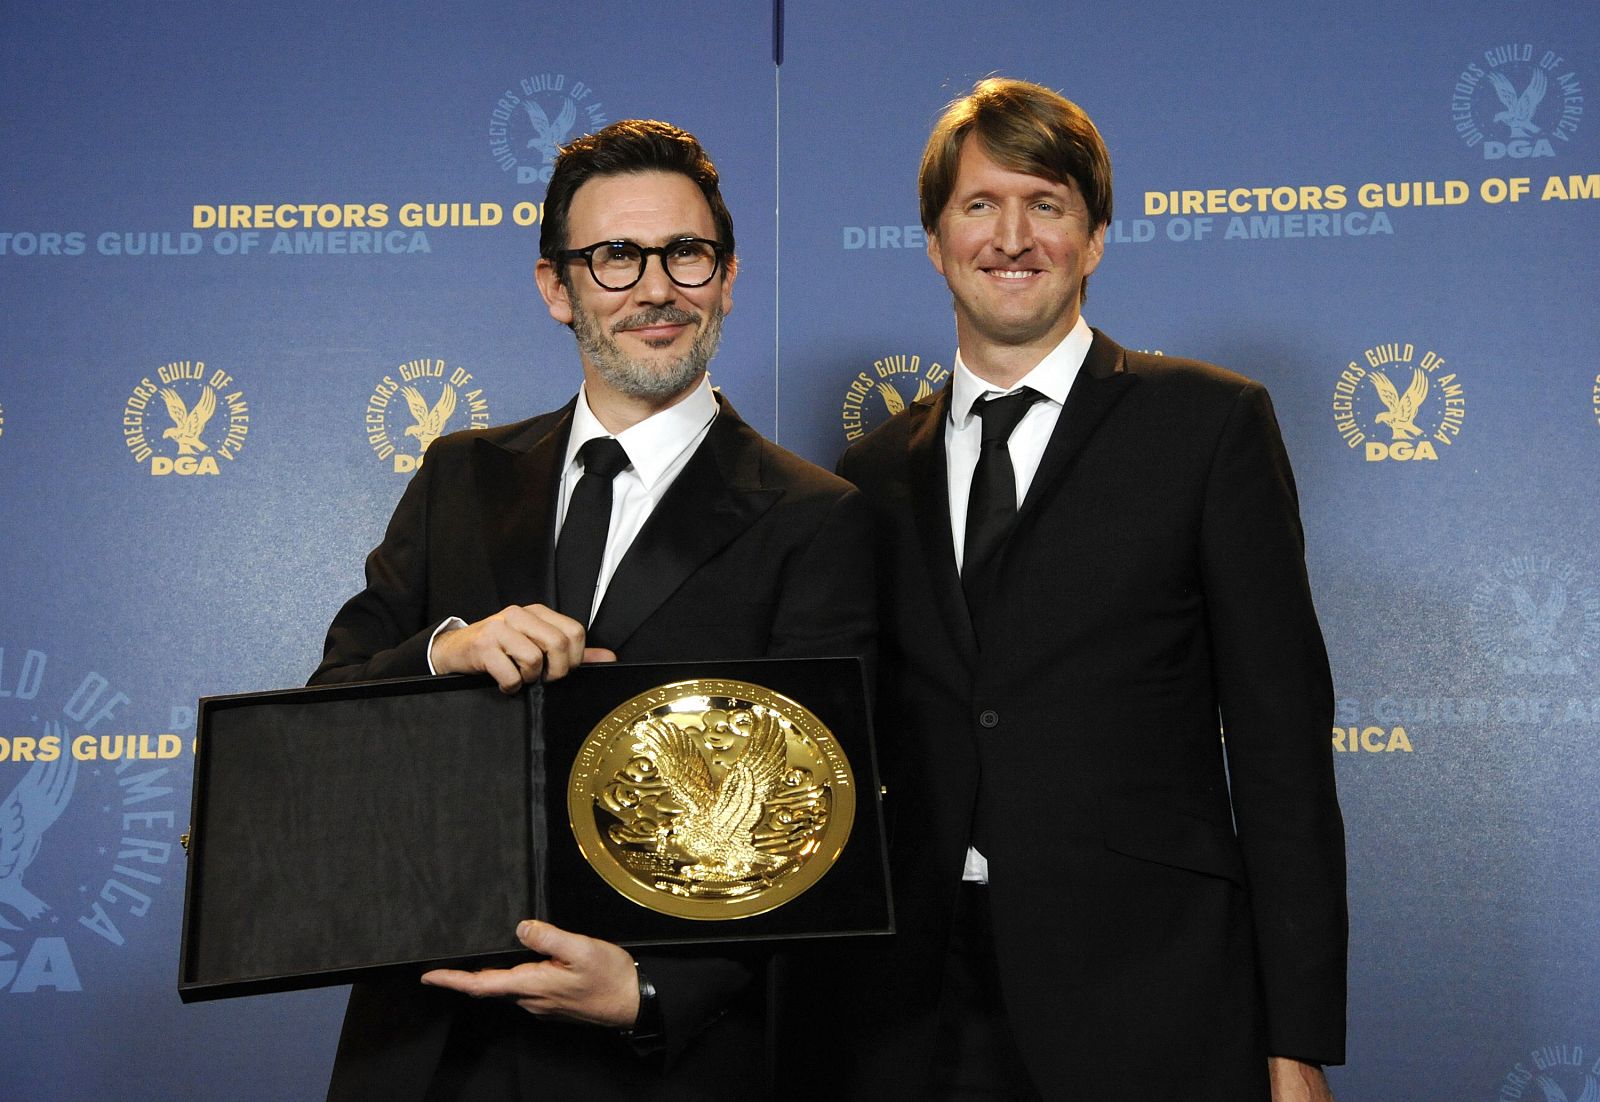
top-left (930, 882), bottom-right (1045, 1101)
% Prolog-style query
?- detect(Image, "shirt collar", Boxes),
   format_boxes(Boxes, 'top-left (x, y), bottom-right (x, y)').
top-left (565, 373), bottom-right (719, 491)
top-left (950, 315), bottom-right (1093, 428)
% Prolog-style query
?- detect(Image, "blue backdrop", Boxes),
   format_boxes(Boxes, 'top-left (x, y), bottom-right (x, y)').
top-left (2, 2), bottom-right (1596, 1098)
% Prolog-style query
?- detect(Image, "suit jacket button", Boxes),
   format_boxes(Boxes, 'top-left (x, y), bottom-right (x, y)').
top-left (978, 709), bottom-right (1000, 729)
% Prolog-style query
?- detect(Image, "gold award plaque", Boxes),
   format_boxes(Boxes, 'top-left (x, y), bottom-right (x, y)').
top-left (567, 679), bottom-right (855, 920)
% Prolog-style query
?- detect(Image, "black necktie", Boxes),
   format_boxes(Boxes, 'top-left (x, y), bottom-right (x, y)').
top-left (555, 436), bottom-right (631, 626)
top-left (962, 388), bottom-right (1043, 602)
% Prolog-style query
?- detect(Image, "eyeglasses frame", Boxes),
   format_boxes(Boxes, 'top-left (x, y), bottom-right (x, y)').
top-left (553, 236), bottom-right (728, 291)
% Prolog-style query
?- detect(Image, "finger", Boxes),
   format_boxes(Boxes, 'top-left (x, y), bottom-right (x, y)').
top-left (516, 919), bottom-right (587, 964)
top-left (479, 648), bottom-right (527, 695)
top-left (499, 634), bottom-right (548, 685)
top-left (520, 606), bottom-right (587, 674)
top-left (422, 963), bottom-right (553, 1000)
top-left (583, 647), bottom-right (617, 664)
top-left (498, 608), bottom-right (574, 679)
top-left (421, 966), bottom-right (508, 995)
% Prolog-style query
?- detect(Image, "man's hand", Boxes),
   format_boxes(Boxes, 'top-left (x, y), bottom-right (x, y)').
top-left (420, 920), bottom-right (642, 1029)
top-left (431, 604), bottom-right (615, 693)
top-left (1269, 1057), bottom-right (1335, 1102)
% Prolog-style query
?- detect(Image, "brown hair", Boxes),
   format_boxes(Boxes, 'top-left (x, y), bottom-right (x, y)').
top-left (919, 77), bottom-right (1113, 236)
top-left (539, 119), bottom-right (735, 262)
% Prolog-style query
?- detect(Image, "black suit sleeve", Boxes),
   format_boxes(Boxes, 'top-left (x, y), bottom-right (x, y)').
top-left (765, 487), bottom-right (877, 663)
top-left (1198, 383), bottom-right (1347, 1065)
top-left (310, 458), bottom-right (448, 685)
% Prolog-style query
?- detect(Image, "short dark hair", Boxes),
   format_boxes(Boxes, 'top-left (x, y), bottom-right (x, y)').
top-left (919, 78), bottom-right (1113, 235)
top-left (539, 119), bottom-right (735, 261)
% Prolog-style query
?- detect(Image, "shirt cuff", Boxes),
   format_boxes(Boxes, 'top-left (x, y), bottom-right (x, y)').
top-left (425, 617), bottom-right (468, 675)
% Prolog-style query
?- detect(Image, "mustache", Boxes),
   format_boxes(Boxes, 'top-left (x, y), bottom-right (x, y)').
top-left (612, 305), bottom-right (701, 333)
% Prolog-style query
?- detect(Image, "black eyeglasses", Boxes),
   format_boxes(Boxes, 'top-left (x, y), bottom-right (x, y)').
top-left (554, 237), bottom-right (726, 291)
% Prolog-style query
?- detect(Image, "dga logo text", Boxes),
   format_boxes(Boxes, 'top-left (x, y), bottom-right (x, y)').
top-left (840, 354), bottom-right (949, 442)
top-left (488, 74), bottom-right (608, 186)
top-left (1497, 1042), bottom-right (1600, 1102)
top-left (365, 358), bottom-right (490, 473)
top-left (1470, 556), bottom-right (1600, 677)
top-left (121, 362), bottom-right (249, 476)
top-left (0, 645), bottom-right (179, 994)
top-left (1330, 343), bottom-right (1465, 462)
top-left (1452, 44), bottom-right (1584, 159)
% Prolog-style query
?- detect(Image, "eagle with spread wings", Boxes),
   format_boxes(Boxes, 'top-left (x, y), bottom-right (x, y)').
top-left (160, 386), bottom-right (217, 454)
top-left (631, 708), bottom-right (791, 882)
top-left (876, 378), bottom-right (934, 416)
top-left (523, 95), bottom-right (579, 163)
top-left (1537, 1071), bottom-right (1600, 1102)
top-left (1490, 68), bottom-right (1547, 138)
top-left (1369, 368), bottom-right (1428, 441)
top-left (401, 384), bottom-right (456, 454)
top-left (0, 724), bottom-right (77, 930)
top-left (1510, 581), bottom-right (1566, 655)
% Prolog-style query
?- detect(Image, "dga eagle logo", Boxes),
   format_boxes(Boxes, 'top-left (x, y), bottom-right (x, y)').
top-left (1329, 343), bottom-right (1465, 462)
top-left (1, 729), bottom-right (76, 929)
top-left (0, 645), bottom-right (181, 994)
top-left (1497, 1044), bottom-right (1600, 1102)
top-left (840, 354), bottom-right (950, 443)
top-left (364, 358), bottom-right (491, 473)
top-left (1452, 45), bottom-right (1583, 159)
top-left (121, 362), bottom-right (249, 476)
top-left (1470, 556), bottom-right (1600, 677)
top-left (487, 74), bottom-right (609, 186)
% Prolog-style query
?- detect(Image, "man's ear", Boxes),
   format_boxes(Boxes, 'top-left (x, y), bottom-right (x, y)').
top-left (1084, 221), bottom-right (1106, 278)
top-left (535, 258), bottom-right (573, 326)
top-left (718, 253), bottom-right (738, 317)
top-left (926, 226), bottom-right (945, 277)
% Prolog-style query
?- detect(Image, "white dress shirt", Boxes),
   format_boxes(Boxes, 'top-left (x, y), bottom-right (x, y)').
top-left (426, 374), bottom-right (718, 670)
top-left (557, 374), bottom-right (719, 617)
top-left (946, 316), bottom-right (1094, 882)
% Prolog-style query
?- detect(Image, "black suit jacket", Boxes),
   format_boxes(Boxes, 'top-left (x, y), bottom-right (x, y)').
top-left (835, 330), bottom-right (1346, 1101)
top-left (312, 393), bottom-right (874, 1102)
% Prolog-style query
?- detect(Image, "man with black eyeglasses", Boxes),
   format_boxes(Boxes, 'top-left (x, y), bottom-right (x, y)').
top-left (311, 119), bottom-right (873, 1101)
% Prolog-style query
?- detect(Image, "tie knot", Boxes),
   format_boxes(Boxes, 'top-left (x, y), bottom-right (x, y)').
top-left (578, 436), bottom-right (630, 480)
top-left (973, 388), bottom-right (1041, 444)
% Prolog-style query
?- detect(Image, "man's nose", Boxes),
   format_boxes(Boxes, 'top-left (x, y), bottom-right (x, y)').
top-left (632, 252), bottom-right (678, 302)
top-left (994, 204), bottom-right (1033, 255)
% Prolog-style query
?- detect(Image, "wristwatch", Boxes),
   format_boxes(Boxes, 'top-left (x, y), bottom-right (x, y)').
top-left (621, 965), bottom-right (666, 1053)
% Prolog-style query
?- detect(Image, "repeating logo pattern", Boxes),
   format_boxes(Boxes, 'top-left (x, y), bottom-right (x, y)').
top-left (1497, 1043), bottom-right (1600, 1102)
top-left (363, 358), bottom-right (491, 473)
top-left (839, 353), bottom-right (949, 443)
top-left (121, 362), bottom-right (249, 476)
top-left (0, 646), bottom-right (178, 994)
top-left (488, 74), bottom-right (608, 186)
top-left (1470, 556), bottom-right (1600, 677)
top-left (1453, 44), bottom-right (1584, 160)
top-left (1330, 342), bottom-right (1466, 462)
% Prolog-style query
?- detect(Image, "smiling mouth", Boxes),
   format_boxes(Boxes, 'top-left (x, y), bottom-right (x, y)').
top-left (614, 307), bottom-right (699, 345)
top-left (983, 268), bottom-right (1040, 281)
top-left (622, 323), bottom-right (688, 343)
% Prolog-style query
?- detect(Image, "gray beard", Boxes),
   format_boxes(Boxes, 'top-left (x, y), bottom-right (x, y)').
top-left (570, 297), bottom-right (725, 401)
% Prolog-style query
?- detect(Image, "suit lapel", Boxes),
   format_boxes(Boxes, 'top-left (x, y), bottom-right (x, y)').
top-left (1016, 329), bottom-right (1138, 525)
top-left (907, 387), bottom-right (979, 662)
top-left (586, 396), bottom-right (781, 652)
top-left (472, 403), bottom-right (572, 609)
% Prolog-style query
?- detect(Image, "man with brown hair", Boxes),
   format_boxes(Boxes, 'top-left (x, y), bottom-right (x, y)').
top-left (314, 119), bottom-right (873, 1101)
top-left (838, 78), bottom-right (1346, 1100)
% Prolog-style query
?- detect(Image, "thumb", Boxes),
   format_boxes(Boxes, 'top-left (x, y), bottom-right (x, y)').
top-left (517, 919), bottom-right (582, 961)
top-left (583, 647), bottom-right (618, 664)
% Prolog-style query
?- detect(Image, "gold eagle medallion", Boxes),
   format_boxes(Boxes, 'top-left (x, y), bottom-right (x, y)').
top-left (567, 679), bottom-right (855, 920)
